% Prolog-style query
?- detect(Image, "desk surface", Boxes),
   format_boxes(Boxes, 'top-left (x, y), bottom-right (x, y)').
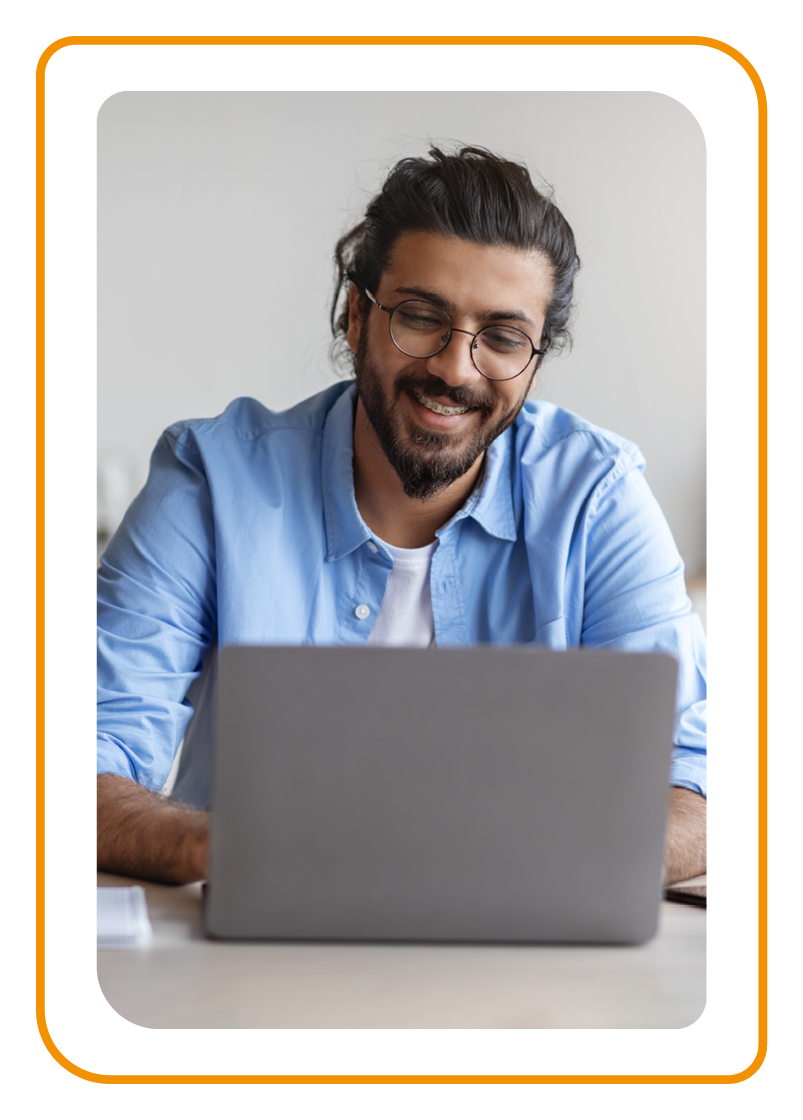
top-left (97, 872), bottom-right (705, 1028)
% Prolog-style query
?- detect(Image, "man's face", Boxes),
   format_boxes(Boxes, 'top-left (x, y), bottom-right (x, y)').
top-left (348, 231), bottom-right (553, 500)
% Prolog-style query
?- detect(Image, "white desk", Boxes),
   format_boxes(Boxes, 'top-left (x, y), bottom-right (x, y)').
top-left (97, 872), bottom-right (705, 1028)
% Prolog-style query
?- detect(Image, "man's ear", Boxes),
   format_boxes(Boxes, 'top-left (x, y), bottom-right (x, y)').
top-left (346, 284), bottom-right (363, 355)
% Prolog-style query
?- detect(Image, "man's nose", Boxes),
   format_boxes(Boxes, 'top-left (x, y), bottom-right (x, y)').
top-left (424, 329), bottom-right (484, 387)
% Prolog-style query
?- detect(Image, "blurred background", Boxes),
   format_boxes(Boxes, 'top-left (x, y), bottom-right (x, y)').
top-left (98, 91), bottom-right (705, 617)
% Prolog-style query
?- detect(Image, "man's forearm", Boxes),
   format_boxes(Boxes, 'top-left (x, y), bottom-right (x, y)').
top-left (97, 773), bottom-right (210, 885)
top-left (663, 785), bottom-right (706, 884)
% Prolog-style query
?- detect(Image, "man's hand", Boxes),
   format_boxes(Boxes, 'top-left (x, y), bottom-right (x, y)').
top-left (97, 773), bottom-right (210, 885)
top-left (663, 786), bottom-right (706, 884)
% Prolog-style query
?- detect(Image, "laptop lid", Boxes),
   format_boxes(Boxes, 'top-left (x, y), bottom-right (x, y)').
top-left (205, 645), bottom-right (678, 944)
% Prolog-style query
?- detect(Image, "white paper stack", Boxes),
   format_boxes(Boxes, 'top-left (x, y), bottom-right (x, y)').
top-left (97, 886), bottom-right (153, 949)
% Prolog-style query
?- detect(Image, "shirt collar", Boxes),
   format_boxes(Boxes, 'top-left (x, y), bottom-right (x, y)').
top-left (322, 382), bottom-right (518, 559)
top-left (439, 427), bottom-right (518, 543)
top-left (322, 383), bottom-right (373, 562)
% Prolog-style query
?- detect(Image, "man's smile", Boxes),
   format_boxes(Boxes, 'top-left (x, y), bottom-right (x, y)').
top-left (411, 390), bottom-right (471, 417)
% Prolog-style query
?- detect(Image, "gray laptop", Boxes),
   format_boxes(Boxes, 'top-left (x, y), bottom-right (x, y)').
top-left (205, 645), bottom-right (678, 944)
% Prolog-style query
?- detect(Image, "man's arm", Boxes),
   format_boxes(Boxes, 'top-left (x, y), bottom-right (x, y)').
top-left (97, 773), bottom-right (210, 885)
top-left (663, 786), bottom-right (706, 884)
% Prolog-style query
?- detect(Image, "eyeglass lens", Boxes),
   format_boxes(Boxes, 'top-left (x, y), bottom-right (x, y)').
top-left (389, 301), bottom-right (533, 380)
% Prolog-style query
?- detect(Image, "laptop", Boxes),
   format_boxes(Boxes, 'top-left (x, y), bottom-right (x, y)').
top-left (205, 645), bottom-right (678, 944)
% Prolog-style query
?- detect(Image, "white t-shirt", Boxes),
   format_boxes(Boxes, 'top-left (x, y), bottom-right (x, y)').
top-left (366, 537), bottom-right (438, 647)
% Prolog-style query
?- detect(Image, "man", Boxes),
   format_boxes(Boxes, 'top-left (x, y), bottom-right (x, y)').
top-left (98, 146), bottom-right (706, 887)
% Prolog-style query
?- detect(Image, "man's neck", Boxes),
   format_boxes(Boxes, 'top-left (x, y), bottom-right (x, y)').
top-left (352, 398), bottom-right (484, 549)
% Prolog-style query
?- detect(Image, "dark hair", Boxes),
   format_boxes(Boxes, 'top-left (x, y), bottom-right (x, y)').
top-left (331, 145), bottom-right (580, 361)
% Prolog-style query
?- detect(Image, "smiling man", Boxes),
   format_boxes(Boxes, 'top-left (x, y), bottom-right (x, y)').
top-left (97, 147), bottom-right (707, 887)
top-left (350, 231), bottom-right (553, 542)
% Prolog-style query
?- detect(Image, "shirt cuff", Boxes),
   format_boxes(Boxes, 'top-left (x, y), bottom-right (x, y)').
top-left (97, 737), bottom-right (139, 782)
top-left (669, 747), bottom-right (707, 798)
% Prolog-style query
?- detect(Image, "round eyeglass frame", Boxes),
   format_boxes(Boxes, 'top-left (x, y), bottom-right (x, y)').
top-left (363, 288), bottom-right (548, 382)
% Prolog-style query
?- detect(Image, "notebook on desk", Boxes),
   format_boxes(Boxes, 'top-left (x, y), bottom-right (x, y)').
top-left (665, 875), bottom-right (707, 907)
top-left (205, 645), bottom-right (679, 944)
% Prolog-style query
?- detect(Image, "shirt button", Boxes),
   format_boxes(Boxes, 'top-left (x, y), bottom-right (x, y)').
top-left (367, 541), bottom-right (378, 553)
top-left (355, 604), bottom-right (370, 620)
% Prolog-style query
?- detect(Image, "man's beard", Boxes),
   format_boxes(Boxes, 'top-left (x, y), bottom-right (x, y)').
top-left (353, 337), bottom-right (533, 501)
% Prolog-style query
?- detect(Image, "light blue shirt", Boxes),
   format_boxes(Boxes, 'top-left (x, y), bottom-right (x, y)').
top-left (97, 381), bottom-right (706, 807)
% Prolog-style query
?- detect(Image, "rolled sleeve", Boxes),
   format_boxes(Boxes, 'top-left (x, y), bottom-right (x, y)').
top-left (97, 428), bottom-right (217, 791)
top-left (581, 463), bottom-right (707, 795)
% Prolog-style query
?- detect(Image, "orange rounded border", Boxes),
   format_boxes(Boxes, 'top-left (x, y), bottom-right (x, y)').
top-left (36, 35), bottom-right (767, 1085)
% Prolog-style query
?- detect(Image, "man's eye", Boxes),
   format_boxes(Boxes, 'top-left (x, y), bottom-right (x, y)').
top-left (398, 311), bottom-right (443, 329)
top-left (481, 328), bottom-right (528, 353)
top-left (394, 300), bottom-right (445, 329)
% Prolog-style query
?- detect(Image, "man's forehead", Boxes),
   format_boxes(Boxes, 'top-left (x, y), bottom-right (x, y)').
top-left (389, 283), bottom-right (540, 330)
top-left (382, 231), bottom-right (553, 321)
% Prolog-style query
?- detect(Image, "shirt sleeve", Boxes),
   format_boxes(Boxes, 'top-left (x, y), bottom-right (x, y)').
top-left (580, 460), bottom-right (707, 797)
top-left (97, 428), bottom-right (217, 791)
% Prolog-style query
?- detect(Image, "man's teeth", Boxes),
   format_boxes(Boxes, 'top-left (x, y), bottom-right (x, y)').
top-left (413, 391), bottom-right (469, 416)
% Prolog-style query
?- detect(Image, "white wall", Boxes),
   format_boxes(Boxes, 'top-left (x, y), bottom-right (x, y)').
top-left (98, 91), bottom-right (705, 576)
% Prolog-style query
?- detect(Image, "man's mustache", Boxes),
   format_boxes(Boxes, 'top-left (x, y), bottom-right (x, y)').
top-left (394, 373), bottom-right (497, 414)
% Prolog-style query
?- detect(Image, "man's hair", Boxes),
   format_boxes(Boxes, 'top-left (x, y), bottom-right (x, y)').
top-left (331, 145), bottom-right (580, 359)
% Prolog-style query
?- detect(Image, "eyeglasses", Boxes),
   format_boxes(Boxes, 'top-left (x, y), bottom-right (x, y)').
top-left (364, 289), bottom-right (548, 382)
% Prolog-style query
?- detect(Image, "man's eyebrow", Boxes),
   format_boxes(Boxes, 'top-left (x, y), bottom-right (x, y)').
top-left (393, 286), bottom-right (538, 329)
